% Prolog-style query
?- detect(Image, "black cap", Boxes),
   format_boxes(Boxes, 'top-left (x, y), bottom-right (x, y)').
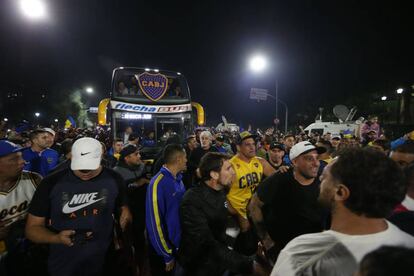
top-left (236, 131), bottom-right (256, 145)
top-left (269, 141), bottom-right (285, 151)
top-left (216, 135), bottom-right (225, 142)
top-left (120, 144), bottom-right (139, 160)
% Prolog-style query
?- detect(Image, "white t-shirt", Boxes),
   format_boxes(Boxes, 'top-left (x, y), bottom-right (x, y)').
top-left (0, 171), bottom-right (40, 228)
top-left (401, 195), bottom-right (414, 211)
top-left (272, 221), bottom-right (414, 276)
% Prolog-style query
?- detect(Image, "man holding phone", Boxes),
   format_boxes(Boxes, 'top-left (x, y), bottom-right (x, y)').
top-left (25, 137), bottom-right (132, 276)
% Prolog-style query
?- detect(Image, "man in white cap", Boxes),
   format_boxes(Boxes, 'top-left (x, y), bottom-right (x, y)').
top-left (249, 141), bottom-right (327, 265)
top-left (25, 137), bottom-right (132, 276)
top-left (43, 128), bottom-right (56, 148)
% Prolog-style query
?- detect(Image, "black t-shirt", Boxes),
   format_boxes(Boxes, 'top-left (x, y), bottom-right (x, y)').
top-left (189, 146), bottom-right (218, 169)
top-left (257, 169), bottom-right (325, 250)
top-left (265, 152), bottom-right (289, 171)
top-left (389, 211), bottom-right (414, 236)
top-left (28, 167), bottom-right (127, 276)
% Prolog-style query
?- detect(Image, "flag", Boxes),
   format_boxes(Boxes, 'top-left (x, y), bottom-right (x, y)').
top-left (65, 116), bottom-right (76, 129)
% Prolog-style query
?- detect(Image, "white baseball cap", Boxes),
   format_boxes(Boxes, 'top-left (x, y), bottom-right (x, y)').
top-left (331, 134), bottom-right (341, 140)
top-left (43, 128), bottom-right (56, 136)
top-left (71, 137), bottom-right (103, 170)
top-left (289, 141), bottom-right (326, 161)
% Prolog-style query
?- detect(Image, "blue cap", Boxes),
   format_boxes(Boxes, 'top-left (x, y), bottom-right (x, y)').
top-left (0, 140), bottom-right (23, 158)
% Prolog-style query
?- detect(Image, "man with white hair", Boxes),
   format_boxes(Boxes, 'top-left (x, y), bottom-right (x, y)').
top-left (189, 131), bottom-right (218, 183)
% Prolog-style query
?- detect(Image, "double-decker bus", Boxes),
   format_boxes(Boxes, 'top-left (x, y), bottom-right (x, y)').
top-left (98, 67), bottom-right (204, 158)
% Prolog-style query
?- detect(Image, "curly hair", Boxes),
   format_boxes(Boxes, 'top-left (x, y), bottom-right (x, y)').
top-left (359, 246), bottom-right (414, 276)
top-left (395, 140), bottom-right (414, 154)
top-left (330, 148), bottom-right (406, 218)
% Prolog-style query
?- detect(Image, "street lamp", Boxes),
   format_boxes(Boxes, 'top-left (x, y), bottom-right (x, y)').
top-left (3, 118), bottom-right (8, 122)
top-left (249, 55), bottom-right (267, 73)
top-left (34, 112), bottom-right (40, 117)
top-left (396, 88), bottom-right (404, 94)
top-left (381, 96), bottom-right (387, 101)
top-left (248, 54), bottom-right (288, 133)
top-left (54, 118), bottom-right (58, 122)
top-left (19, 0), bottom-right (48, 21)
top-left (85, 87), bottom-right (94, 94)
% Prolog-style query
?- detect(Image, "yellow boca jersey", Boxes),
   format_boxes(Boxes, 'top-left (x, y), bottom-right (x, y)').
top-left (227, 155), bottom-right (263, 218)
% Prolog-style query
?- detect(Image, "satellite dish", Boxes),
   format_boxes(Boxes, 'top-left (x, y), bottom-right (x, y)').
top-left (333, 105), bottom-right (349, 122)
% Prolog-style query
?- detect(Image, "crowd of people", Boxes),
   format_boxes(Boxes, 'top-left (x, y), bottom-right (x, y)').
top-left (1, 117), bottom-right (414, 276)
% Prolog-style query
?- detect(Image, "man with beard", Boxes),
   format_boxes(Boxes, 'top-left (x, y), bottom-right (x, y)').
top-left (227, 131), bottom-right (275, 255)
top-left (178, 152), bottom-right (267, 275)
top-left (249, 141), bottom-right (326, 264)
top-left (265, 141), bottom-right (289, 171)
top-left (272, 148), bottom-right (414, 276)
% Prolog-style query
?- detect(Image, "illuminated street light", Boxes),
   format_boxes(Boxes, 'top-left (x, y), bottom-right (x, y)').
top-left (34, 112), bottom-right (40, 117)
top-left (54, 118), bottom-right (58, 122)
top-left (381, 96), bottom-right (387, 101)
top-left (249, 55), bottom-right (267, 72)
top-left (154, 69), bottom-right (160, 73)
top-left (85, 87), bottom-right (94, 94)
top-left (19, 0), bottom-right (47, 21)
top-left (396, 88), bottom-right (404, 94)
top-left (3, 118), bottom-right (8, 122)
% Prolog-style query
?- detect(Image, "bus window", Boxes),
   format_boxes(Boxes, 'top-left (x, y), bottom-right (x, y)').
top-left (112, 69), bottom-right (189, 101)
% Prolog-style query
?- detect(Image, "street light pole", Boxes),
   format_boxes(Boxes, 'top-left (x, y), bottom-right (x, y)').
top-left (275, 79), bottom-right (278, 124)
top-left (266, 93), bottom-right (288, 133)
top-left (279, 99), bottom-right (288, 134)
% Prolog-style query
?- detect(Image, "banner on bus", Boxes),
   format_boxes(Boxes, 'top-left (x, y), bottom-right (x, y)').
top-left (110, 100), bottom-right (192, 114)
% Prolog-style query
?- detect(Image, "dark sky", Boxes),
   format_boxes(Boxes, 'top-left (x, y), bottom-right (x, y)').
top-left (1, 0), bottom-right (413, 127)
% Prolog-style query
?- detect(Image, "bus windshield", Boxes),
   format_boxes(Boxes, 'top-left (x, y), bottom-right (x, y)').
top-left (112, 111), bottom-right (192, 148)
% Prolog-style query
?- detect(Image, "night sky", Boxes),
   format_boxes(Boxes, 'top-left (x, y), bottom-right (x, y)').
top-left (1, 1), bottom-right (413, 127)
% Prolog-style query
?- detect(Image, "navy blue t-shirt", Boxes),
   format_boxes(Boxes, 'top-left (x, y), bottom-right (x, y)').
top-left (28, 167), bottom-right (127, 276)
